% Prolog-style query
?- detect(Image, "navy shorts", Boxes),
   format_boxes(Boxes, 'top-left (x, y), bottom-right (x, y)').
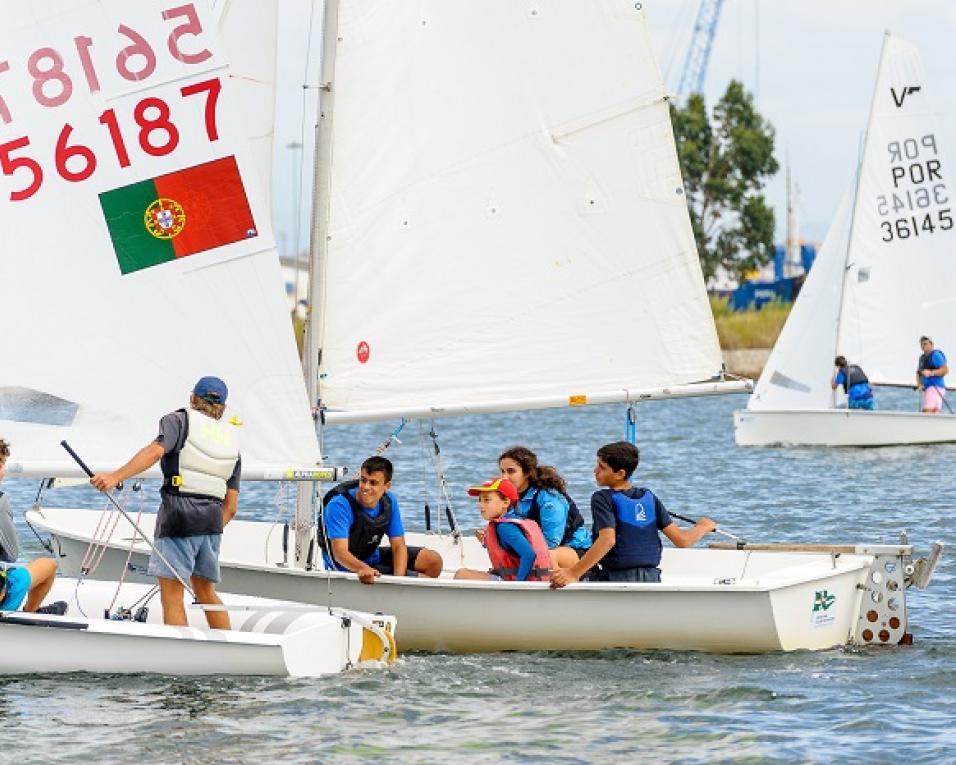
top-left (590, 566), bottom-right (661, 583)
top-left (373, 546), bottom-right (426, 576)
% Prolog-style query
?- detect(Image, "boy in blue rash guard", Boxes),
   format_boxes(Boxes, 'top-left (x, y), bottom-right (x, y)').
top-left (550, 442), bottom-right (716, 588)
top-left (831, 356), bottom-right (875, 410)
top-left (319, 456), bottom-right (443, 585)
top-left (454, 478), bottom-right (551, 581)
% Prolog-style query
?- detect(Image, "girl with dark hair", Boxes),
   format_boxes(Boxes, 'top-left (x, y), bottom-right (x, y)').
top-left (497, 446), bottom-right (591, 568)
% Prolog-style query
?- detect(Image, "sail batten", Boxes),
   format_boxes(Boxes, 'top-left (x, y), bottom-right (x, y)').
top-left (314, 1), bottom-right (722, 415)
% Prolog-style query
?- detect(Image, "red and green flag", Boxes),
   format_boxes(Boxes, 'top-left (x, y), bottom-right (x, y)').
top-left (99, 156), bottom-right (258, 275)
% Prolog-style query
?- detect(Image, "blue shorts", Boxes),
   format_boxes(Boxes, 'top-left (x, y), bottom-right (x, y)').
top-left (849, 397), bottom-right (875, 410)
top-left (590, 566), bottom-right (662, 583)
top-left (0, 567), bottom-right (32, 610)
top-left (148, 534), bottom-right (222, 584)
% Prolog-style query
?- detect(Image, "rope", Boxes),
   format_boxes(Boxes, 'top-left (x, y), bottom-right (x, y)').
top-left (372, 418), bottom-right (407, 457)
top-left (80, 486), bottom-right (129, 575)
top-left (427, 422), bottom-right (460, 542)
top-left (107, 481), bottom-right (146, 614)
top-left (625, 404), bottom-right (638, 444)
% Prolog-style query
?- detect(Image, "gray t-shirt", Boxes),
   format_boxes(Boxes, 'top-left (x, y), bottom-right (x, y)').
top-left (155, 411), bottom-right (241, 539)
top-left (0, 492), bottom-right (19, 562)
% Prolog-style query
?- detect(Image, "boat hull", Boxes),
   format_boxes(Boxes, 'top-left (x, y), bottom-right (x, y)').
top-left (0, 577), bottom-right (396, 676)
top-left (29, 509), bottom-right (881, 654)
top-left (734, 408), bottom-right (956, 447)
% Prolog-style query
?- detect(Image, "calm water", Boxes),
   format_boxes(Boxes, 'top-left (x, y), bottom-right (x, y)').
top-left (1, 389), bottom-right (953, 764)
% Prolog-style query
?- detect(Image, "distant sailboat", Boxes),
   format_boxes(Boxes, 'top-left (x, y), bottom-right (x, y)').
top-left (735, 33), bottom-right (956, 447)
top-left (32, 3), bottom-right (943, 654)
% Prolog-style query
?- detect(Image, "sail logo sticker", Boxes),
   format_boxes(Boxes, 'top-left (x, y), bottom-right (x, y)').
top-left (145, 199), bottom-right (186, 239)
top-left (890, 85), bottom-right (921, 108)
top-left (357, 341), bottom-right (371, 364)
top-left (811, 589), bottom-right (837, 629)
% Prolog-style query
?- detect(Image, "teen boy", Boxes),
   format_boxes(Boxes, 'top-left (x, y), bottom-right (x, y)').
top-left (550, 442), bottom-right (716, 588)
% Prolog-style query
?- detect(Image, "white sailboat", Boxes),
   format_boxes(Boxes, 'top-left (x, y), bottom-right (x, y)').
top-left (0, 0), bottom-right (396, 675)
top-left (735, 33), bottom-right (956, 447)
top-left (29, 4), bottom-right (941, 653)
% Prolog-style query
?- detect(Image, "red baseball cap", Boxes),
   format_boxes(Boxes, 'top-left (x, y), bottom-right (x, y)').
top-left (467, 477), bottom-right (519, 506)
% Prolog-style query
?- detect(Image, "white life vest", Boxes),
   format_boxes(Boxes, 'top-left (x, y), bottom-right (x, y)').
top-left (171, 408), bottom-right (240, 500)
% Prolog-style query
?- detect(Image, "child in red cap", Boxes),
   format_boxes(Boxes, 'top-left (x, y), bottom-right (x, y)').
top-left (453, 478), bottom-right (552, 582)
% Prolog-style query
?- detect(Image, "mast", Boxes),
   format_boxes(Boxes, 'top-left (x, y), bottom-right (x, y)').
top-left (293, 0), bottom-right (342, 568)
top-left (832, 31), bottom-right (891, 375)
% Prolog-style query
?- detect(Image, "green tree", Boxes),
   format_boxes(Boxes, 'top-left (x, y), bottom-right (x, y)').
top-left (671, 80), bottom-right (778, 284)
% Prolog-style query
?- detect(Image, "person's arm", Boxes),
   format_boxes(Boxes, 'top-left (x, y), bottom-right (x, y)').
top-left (550, 528), bottom-right (614, 588)
top-left (329, 538), bottom-right (380, 584)
top-left (90, 441), bottom-right (165, 492)
top-left (536, 491), bottom-right (567, 548)
top-left (831, 369), bottom-right (843, 391)
top-left (389, 535), bottom-right (409, 577)
top-left (496, 523), bottom-right (537, 581)
top-left (222, 488), bottom-right (238, 526)
top-left (661, 516), bottom-right (716, 547)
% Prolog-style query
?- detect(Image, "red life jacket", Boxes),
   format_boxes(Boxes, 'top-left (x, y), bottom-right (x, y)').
top-left (485, 517), bottom-right (552, 581)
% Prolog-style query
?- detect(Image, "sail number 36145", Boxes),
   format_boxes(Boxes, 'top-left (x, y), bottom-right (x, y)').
top-left (880, 209), bottom-right (953, 242)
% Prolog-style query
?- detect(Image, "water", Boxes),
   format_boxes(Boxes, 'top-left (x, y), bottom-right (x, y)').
top-left (1, 389), bottom-right (952, 763)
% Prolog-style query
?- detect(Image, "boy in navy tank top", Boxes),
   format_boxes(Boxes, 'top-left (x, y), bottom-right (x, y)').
top-left (550, 442), bottom-right (716, 587)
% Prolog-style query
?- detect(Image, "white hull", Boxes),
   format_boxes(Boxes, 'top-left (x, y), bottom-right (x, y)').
top-left (734, 408), bottom-right (956, 447)
top-left (27, 509), bottom-right (919, 654)
top-left (0, 577), bottom-right (395, 676)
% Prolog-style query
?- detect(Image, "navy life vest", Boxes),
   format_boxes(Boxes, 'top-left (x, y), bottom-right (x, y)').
top-left (599, 488), bottom-right (663, 570)
top-left (317, 480), bottom-right (393, 561)
top-left (525, 488), bottom-right (584, 546)
top-left (840, 364), bottom-right (869, 394)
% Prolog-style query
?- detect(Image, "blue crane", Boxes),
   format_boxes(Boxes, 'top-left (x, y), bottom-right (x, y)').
top-left (676, 0), bottom-right (725, 98)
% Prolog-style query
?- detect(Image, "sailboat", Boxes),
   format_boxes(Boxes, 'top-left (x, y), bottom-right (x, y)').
top-left (29, 4), bottom-right (941, 653)
top-left (0, 0), bottom-right (397, 675)
top-left (735, 33), bottom-right (956, 447)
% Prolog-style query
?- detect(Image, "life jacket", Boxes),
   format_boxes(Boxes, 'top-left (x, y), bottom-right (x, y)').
top-left (0, 491), bottom-right (19, 563)
top-left (598, 488), bottom-right (663, 570)
top-left (316, 480), bottom-right (393, 562)
top-left (918, 350), bottom-right (946, 386)
top-left (525, 487), bottom-right (585, 546)
top-left (485, 517), bottom-right (552, 581)
top-left (839, 364), bottom-right (869, 393)
top-left (161, 408), bottom-right (240, 500)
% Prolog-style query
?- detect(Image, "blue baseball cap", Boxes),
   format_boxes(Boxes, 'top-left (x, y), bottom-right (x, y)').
top-left (193, 376), bottom-right (228, 404)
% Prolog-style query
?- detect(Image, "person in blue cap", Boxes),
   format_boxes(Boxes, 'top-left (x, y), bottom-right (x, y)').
top-left (91, 376), bottom-right (240, 629)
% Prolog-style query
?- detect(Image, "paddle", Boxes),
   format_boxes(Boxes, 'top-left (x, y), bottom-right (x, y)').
top-left (668, 510), bottom-right (746, 548)
top-left (60, 440), bottom-right (197, 599)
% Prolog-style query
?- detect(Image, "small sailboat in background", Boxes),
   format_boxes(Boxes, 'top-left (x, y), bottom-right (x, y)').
top-left (31, 3), bottom-right (943, 654)
top-left (0, 0), bottom-right (395, 675)
top-left (735, 33), bottom-right (956, 447)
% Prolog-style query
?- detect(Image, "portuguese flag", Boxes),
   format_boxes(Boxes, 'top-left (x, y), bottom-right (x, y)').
top-left (99, 156), bottom-right (258, 275)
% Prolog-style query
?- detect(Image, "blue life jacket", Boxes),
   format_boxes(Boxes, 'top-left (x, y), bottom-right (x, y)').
top-left (599, 488), bottom-right (663, 570)
top-left (525, 488), bottom-right (585, 546)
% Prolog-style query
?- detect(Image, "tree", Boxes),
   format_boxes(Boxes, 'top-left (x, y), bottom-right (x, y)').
top-left (671, 80), bottom-right (778, 285)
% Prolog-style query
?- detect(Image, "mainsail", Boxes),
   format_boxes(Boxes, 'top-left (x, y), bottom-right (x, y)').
top-left (0, 0), bottom-right (319, 478)
top-left (311, 1), bottom-right (728, 424)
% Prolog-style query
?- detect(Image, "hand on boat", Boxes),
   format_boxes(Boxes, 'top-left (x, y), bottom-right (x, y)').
top-left (475, 528), bottom-right (486, 546)
top-left (549, 568), bottom-right (578, 589)
top-left (357, 565), bottom-right (380, 585)
top-left (90, 472), bottom-right (119, 492)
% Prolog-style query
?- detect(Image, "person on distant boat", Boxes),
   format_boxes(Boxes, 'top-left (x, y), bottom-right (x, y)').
top-left (0, 438), bottom-right (67, 615)
top-left (318, 456), bottom-right (443, 585)
top-left (454, 478), bottom-right (552, 582)
top-left (90, 376), bottom-right (240, 629)
top-left (831, 356), bottom-right (875, 410)
top-left (916, 336), bottom-right (949, 414)
top-left (497, 446), bottom-right (591, 568)
top-left (550, 442), bottom-right (716, 588)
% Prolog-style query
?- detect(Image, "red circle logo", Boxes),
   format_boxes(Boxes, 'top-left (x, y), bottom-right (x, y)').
top-left (356, 341), bottom-right (370, 364)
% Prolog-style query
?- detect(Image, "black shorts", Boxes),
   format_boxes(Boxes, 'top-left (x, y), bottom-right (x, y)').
top-left (373, 545), bottom-right (426, 576)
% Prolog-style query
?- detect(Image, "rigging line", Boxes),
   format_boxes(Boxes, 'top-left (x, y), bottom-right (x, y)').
top-left (427, 422), bottom-right (460, 541)
top-left (292, 0), bottom-right (320, 291)
top-left (108, 481), bottom-right (147, 614)
top-left (417, 420), bottom-right (443, 534)
top-left (625, 404), bottom-right (638, 444)
top-left (26, 481), bottom-right (55, 555)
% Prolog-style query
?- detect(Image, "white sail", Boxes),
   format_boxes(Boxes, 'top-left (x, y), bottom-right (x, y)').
top-left (213, 0), bottom-right (278, 208)
top-left (0, 1), bottom-right (319, 478)
top-left (837, 35), bottom-right (956, 386)
top-left (313, 1), bottom-right (724, 421)
top-left (747, 186), bottom-right (856, 411)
